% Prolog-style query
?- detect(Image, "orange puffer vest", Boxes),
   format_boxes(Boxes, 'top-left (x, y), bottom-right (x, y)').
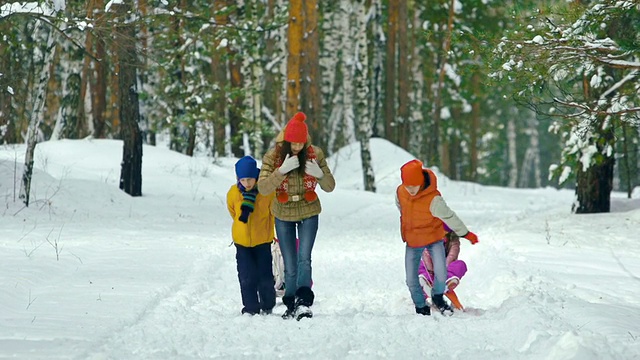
top-left (396, 169), bottom-right (445, 248)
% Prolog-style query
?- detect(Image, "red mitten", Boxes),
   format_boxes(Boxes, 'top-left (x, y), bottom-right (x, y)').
top-left (463, 231), bottom-right (478, 245)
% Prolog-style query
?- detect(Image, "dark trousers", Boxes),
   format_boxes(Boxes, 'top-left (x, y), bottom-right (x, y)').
top-left (235, 242), bottom-right (276, 314)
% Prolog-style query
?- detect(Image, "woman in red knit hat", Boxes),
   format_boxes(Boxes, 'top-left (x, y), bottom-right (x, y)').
top-left (258, 112), bottom-right (335, 320)
top-left (396, 159), bottom-right (478, 316)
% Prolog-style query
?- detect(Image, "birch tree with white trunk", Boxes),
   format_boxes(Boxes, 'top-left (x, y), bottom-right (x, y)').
top-left (276, 0), bottom-right (288, 125)
top-left (354, 0), bottom-right (375, 192)
top-left (408, 4), bottom-right (425, 158)
top-left (339, 0), bottom-right (357, 146)
top-left (327, 0), bottom-right (356, 153)
top-left (369, 0), bottom-right (384, 138)
top-left (519, 113), bottom-right (541, 188)
top-left (20, 21), bottom-right (59, 206)
top-left (50, 29), bottom-right (82, 140)
top-left (241, 2), bottom-right (264, 157)
top-left (319, 1), bottom-right (339, 126)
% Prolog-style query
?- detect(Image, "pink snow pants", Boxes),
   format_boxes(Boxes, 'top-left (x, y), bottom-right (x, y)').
top-left (419, 259), bottom-right (467, 284)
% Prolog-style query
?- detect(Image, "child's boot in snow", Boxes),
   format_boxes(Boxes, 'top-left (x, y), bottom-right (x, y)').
top-left (432, 294), bottom-right (454, 316)
top-left (281, 296), bottom-right (296, 319)
top-left (415, 305), bottom-right (431, 316)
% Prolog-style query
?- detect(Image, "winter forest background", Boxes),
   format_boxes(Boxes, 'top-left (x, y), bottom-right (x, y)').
top-left (1, 0), bottom-right (639, 212)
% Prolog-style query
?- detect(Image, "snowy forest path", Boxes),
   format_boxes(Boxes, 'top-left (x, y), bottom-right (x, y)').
top-left (78, 187), bottom-right (639, 359)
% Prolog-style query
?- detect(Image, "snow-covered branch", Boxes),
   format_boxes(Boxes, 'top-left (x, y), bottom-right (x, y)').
top-left (552, 97), bottom-right (640, 117)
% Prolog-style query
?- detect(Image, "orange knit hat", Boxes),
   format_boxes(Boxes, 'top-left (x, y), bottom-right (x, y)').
top-left (284, 112), bottom-right (308, 143)
top-left (401, 159), bottom-right (425, 186)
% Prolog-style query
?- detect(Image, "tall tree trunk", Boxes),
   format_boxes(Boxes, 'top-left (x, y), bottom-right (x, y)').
top-left (20, 22), bottom-right (58, 206)
top-left (575, 125), bottom-right (615, 213)
top-left (79, 0), bottom-right (96, 139)
top-left (113, 3), bottom-right (143, 196)
top-left (355, 0), bottom-right (375, 192)
top-left (185, 121), bottom-right (196, 156)
top-left (519, 113), bottom-right (541, 188)
top-left (211, 51), bottom-right (228, 157)
top-left (396, 0), bottom-right (409, 149)
top-left (384, 0), bottom-right (398, 143)
top-left (276, 0), bottom-right (288, 125)
top-left (446, 108), bottom-right (462, 180)
top-left (93, 0), bottom-right (108, 138)
top-left (302, 0), bottom-right (324, 149)
top-left (109, 15), bottom-right (120, 136)
top-left (211, 0), bottom-right (229, 157)
top-left (250, 52), bottom-right (264, 157)
top-left (326, 0), bottom-right (349, 153)
top-left (51, 73), bottom-right (81, 140)
top-left (51, 16), bottom-right (82, 141)
top-left (430, 0), bottom-right (456, 167)
top-left (0, 21), bottom-right (14, 144)
top-left (507, 115), bottom-right (518, 188)
top-left (470, 71), bottom-right (480, 181)
top-left (370, 0), bottom-right (384, 138)
top-left (408, 4), bottom-right (424, 159)
top-left (228, 54), bottom-right (244, 157)
top-left (43, 45), bottom-right (61, 140)
top-left (262, 0), bottom-right (281, 147)
top-left (241, 1), bottom-right (264, 158)
top-left (320, 1), bottom-right (338, 134)
top-left (340, 0), bottom-right (356, 149)
top-left (168, 2), bottom-right (186, 153)
top-left (620, 122), bottom-right (637, 198)
top-left (138, 0), bottom-right (150, 144)
top-left (286, 0), bottom-right (304, 118)
top-left (0, 52), bottom-right (13, 144)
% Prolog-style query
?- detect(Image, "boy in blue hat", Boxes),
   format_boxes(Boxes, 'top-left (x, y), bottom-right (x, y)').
top-left (226, 156), bottom-right (276, 315)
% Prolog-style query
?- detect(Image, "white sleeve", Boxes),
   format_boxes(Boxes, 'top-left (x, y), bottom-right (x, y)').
top-left (429, 196), bottom-right (469, 236)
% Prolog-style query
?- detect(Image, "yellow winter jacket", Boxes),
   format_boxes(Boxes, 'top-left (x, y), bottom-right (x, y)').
top-left (226, 184), bottom-right (275, 247)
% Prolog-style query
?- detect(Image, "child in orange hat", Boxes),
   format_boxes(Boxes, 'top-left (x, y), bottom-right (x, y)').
top-left (396, 159), bottom-right (478, 316)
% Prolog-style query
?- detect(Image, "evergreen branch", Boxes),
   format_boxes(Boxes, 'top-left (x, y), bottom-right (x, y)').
top-left (28, 14), bottom-right (101, 62)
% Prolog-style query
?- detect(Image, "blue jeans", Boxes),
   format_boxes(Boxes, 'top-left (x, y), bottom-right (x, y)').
top-left (405, 241), bottom-right (447, 308)
top-left (275, 215), bottom-right (319, 298)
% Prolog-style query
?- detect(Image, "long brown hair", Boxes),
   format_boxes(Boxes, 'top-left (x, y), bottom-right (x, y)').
top-left (277, 142), bottom-right (307, 176)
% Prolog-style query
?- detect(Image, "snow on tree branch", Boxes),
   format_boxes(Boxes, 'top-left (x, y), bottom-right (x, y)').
top-left (0, 2), bottom-right (56, 19)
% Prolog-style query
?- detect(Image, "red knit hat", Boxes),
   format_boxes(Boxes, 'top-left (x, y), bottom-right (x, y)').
top-left (284, 112), bottom-right (308, 143)
top-left (401, 159), bottom-right (425, 186)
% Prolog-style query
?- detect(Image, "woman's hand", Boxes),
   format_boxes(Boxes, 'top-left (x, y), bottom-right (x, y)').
top-left (305, 159), bottom-right (324, 179)
top-left (278, 154), bottom-right (300, 175)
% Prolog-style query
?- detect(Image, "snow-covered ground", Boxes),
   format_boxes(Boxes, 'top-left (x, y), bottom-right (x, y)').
top-left (1, 138), bottom-right (639, 359)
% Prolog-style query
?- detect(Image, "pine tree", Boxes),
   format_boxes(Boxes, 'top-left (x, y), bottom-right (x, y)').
top-left (493, 0), bottom-right (640, 213)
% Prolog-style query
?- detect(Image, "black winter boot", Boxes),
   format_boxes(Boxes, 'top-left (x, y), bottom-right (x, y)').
top-left (415, 305), bottom-right (431, 316)
top-left (281, 296), bottom-right (296, 319)
top-left (432, 294), bottom-right (454, 316)
top-left (294, 287), bottom-right (314, 320)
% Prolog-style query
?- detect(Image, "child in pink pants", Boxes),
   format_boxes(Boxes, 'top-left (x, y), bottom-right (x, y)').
top-left (418, 225), bottom-right (467, 294)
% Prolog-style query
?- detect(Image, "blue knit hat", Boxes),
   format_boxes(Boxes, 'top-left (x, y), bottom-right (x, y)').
top-left (235, 156), bottom-right (260, 180)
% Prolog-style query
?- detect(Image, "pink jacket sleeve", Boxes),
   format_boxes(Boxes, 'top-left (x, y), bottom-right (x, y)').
top-left (446, 238), bottom-right (460, 265)
top-left (422, 250), bottom-right (434, 272)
